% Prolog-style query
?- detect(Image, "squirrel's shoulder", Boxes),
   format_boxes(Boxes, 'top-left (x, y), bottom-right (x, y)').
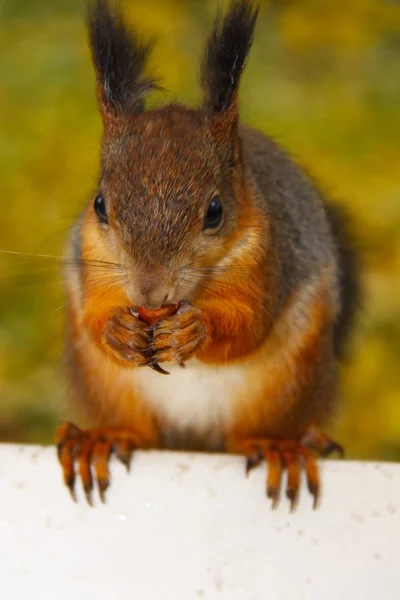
top-left (239, 123), bottom-right (328, 222)
top-left (239, 124), bottom-right (337, 278)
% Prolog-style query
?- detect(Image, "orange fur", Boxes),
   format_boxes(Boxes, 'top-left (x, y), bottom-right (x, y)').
top-left (228, 273), bottom-right (336, 443)
top-left (197, 197), bottom-right (276, 363)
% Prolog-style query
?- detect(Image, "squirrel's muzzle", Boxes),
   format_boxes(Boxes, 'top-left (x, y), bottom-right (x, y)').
top-left (132, 269), bottom-right (173, 310)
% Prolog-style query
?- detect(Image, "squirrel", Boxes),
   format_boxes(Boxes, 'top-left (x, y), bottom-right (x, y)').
top-left (56, 0), bottom-right (358, 509)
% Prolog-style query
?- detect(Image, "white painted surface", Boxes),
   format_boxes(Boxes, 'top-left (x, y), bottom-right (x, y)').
top-left (0, 444), bottom-right (399, 600)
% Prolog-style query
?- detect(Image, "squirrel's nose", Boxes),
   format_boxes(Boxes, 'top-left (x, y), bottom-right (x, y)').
top-left (135, 271), bottom-right (169, 310)
top-left (141, 296), bottom-right (168, 311)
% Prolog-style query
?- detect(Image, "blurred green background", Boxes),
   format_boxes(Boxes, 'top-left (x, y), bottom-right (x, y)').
top-left (0, 0), bottom-right (399, 460)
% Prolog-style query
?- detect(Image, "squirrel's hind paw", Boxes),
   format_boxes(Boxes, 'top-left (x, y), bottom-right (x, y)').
top-left (55, 422), bottom-right (136, 505)
top-left (230, 429), bottom-right (344, 511)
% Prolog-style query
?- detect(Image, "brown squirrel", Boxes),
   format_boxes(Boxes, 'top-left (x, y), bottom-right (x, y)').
top-left (56, 0), bottom-right (358, 509)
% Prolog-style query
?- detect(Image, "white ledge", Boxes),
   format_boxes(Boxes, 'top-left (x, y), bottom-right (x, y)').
top-left (0, 444), bottom-right (399, 599)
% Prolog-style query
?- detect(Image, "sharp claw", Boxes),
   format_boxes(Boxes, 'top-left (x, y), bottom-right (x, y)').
top-left (151, 363), bottom-right (170, 375)
top-left (120, 456), bottom-right (131, 472)
top-left (116, 451), bottom-right (133, 472)
top-left (98, 479), bottom-right (109, 503)
top-left (308, 482), bottom-right (319, 509)
top-left (245, 456), bottom-right (254, 476)
top-left (245, 450), bottom-right (263, 476)
top-left (301, 427), bottom-right (344, 460)
top-left (84, 487), bottom-right (93, 506)
top-left (139, 357), bottom-right (169, 374)
top-left (115, 439), bottom-right (135, 472)
top-left (267, 486), bottom-right (279, 509)
top-left (286, 489), bottom-right (298, 512)
top-left (322, 441), bottom-right (344, 458)
top-left (66, 477), bottom-right (77, 503)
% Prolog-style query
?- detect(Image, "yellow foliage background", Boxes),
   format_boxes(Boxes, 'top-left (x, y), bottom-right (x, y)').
top-left (0, 0), bottom-right (399, 460)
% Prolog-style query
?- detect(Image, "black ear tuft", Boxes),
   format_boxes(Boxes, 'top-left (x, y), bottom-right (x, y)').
top-left (87, 0), bottom-right (158, 116)
top-left (201, 1), bottom-right (259, 114)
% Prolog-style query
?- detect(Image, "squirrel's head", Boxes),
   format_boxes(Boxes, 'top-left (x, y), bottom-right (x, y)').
top-left (87, 0), bottom-right (259, 309)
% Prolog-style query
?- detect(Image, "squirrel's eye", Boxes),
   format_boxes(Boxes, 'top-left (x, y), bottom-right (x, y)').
top-left (204, 195), bottom-right (223, 230)
top-left (94, 194), bottom-right (107, 224)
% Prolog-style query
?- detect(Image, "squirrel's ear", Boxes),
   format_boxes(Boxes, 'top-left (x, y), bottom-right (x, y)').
top-left (87, 0), bottom-right (158, 125)
top-left (201, 1), bottom-right (259, 154)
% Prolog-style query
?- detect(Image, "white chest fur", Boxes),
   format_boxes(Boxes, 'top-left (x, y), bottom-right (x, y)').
top-left (131, 360), bottom-right (248, 440)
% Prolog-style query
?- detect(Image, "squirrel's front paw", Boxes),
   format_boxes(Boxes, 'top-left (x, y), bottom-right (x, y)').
top-left (147, 304), bottom-right (208, 365)
top-left (103, 306), bottom-right (151, 365)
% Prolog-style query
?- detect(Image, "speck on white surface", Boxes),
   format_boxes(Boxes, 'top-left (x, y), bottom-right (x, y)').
top-left (0, 444), bottom-right (399, 600)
